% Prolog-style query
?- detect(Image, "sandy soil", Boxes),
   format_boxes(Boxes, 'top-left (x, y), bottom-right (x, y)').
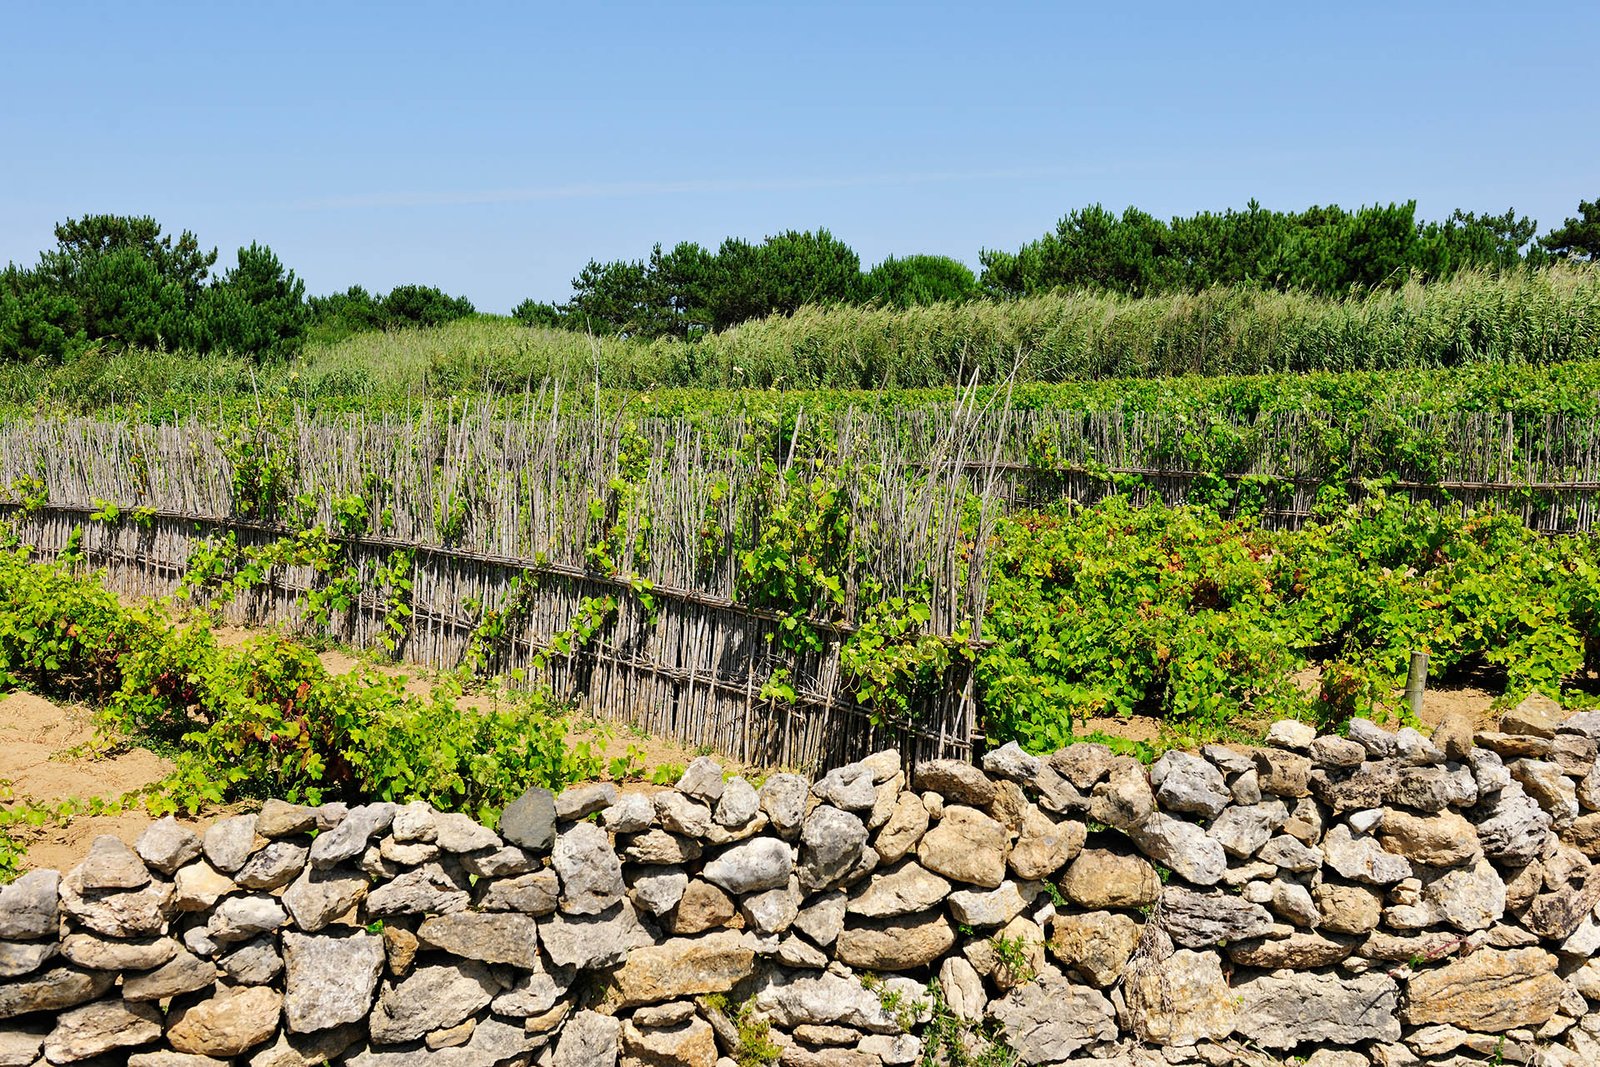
top-left (0, 692), bottom-right (208, 873)
top-left (0, 621), bottom-right (1516, 875)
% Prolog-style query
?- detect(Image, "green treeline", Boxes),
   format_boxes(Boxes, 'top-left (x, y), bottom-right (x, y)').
top-left (3, 198), bottom-right (1599, 367)
top-left (546, 199), bottom-right (1599, 339)
top-left (0, 215), bottom-right (479, 365)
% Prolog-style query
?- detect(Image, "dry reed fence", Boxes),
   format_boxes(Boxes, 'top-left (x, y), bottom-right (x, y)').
top-left (926, 408), bottom-right (1600, 533)
top-left (0, 396), bottom-right (1008, 770)
top-left (3, 401), bottom-right (1598, 769)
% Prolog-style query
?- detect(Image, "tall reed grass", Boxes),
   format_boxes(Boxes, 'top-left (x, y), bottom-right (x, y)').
top-left (3, 266), bottom-right (1596, 418)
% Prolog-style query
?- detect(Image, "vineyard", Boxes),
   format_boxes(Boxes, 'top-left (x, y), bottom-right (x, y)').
top-left (3, 386), bottom-right (1599, 776)
top-left (3, 269), bottom-right (1600, 887)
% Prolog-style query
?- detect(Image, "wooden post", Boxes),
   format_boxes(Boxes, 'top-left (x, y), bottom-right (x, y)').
top-left (1405, 651), bottom-right (1429, 718)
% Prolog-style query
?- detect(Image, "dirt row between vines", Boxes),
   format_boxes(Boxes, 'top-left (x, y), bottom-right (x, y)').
top-left (0, 627), bottom-right (1498, 874)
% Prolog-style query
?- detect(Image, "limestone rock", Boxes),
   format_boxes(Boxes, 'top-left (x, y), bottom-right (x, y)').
top-left (1129, 812), bottom-right (1227, 886)
top-left (553, 1010), bottom-right (620, 1067)
top-left (1404, 948), bottom-right (1564, 1033)
top-left (1323, 824), bottom-right (1413, 884)
top-left (914, 759), bottom-right (995, 807)
top-left (1312, 734), bottom-right (1368, 768)
top-left (1387, 763), bottom-right (1476, 812)
top-left (309, 803), bottom-right (394, 869)
top-left (1123, 949), bottom-right (1236, 1046)
top-left (1258, 832), bottom-right (1322, 872)
top-left (58, 870), bottom-right (171, 938)
top-left (42, 998), bottom-right (162, 1063)
top-left (621, 1016), bottom-right (717, 1067)
top-left (541, 901), bottom-right (651, 970)
top-left (987, 971), bottom-right (1117, 1062)
top-left (792, 891), bottom-right (847, 948)
top-left (1267, 718), bottom-right (1317, 751)
top-left (0, 1027), bottom-right (43, 1067)
top-left (416, 911), bottom-right (541, 969)
top-left (1254, 749), bottom-right (1313, 797)
top-left (234, 838), bottom-right (309, 891)
top-left (257, 798), bottom-right (323, 837)
top-left (1227, 931), bottom-right (1357, 968)
top-left (122, 949), bottom-right (218, 1001)
top-left (368, 960), bottom-right (498, 1044)
top-left (623, 829), bottom-right (702, 865)
top-left (135, 816), bottom-right (203, 875)
top-left (364, 861), bottom-right (470, 917)
top-left (216, 939), bottom-right (282, 986)
top-left (553, 821), bottom-right (625, 915)
top-left (847, 861), bottom-right (951, 918)
top-left (1423, 856), bottom-right (1508, 933)
top-left (758, 774), bottom-right (809, 836)
top-left (556, 781), bottom-right (619, 821)
top-left (630, 867), bottom-right (690, 916)
top-left (282, 866), bottom-right (367, 931)
top-left (1087, 759), bottom-right (1156, 831)
top-left (939, 956), bottom-right (988, 1021)
top-left (1151, 751), bottom-right (1231, 818)
top-left (671, 879), bottom-right (736, 934)
top-left (714, 777), bottom-right (761, 828)
top-left (458, 844), bottom-right (535, 877)
top-left (740, 886), bottom-right (798, 934)
top-left (1059, 848), bottom-right (1159, 908)
top-left (478, 867), bottom-right (559, 914)
top-left (0, 966), bottom-right (113, 1020)
top-left (166, 985), bottom-right (283, 1056)
top-left (282, 930), bottom-right (384, 1033)
top-left (207, 893), bottom-right (287, 943)
top-left (1477, 782), bottom-right (1554, 866)
top-left (74, 834), bottom-right (152, 891)
top-left (492, 960), bottom-right (572, 1018)
top-left (499, 786), bottom-right (558, 851)
top-left (430, 811), bottom-right (500, 853)
top-left (172, 860), bottom-right (235, 912)
top-left (1512, 759), bottom-right (1580, 824)
top-left (0, 870), bottom-right (59, 939)
top-left (58, 932), bottom-right (176, 971)
top-left (1161, 886), bottom-right (1275, 947)
top-left (873, 793), bottom-right (930, 865)
top-left (1048, 911), bottom-right (1141, 987)
top-left (600, 791), bottom-right (654, 834)
top-left (0, 940), bottom-right (55, 978)
top-left (612, 930), bottom-right (756, 1006)
top-left (946, 881), bottom-right (1027, 928)
top-left (982, 741), bottom-right (1042, 784)
top-left (1378, 809), bottom-right (1482, 867)
top-left (1008, 806), bottom-right (1084, 880)
top-left (677, 755), bottom-right (726, 802)
top-left (655, 791), bottom-right (713, 837)
top-left (835, 910), bottom-right (956, 971)
top-left (1234, 971), bottom-right (1401, 1048)
top-left (1050, 743), bottom-right (1115, 789)
top-left (1504, 692), bottom-right (1564, 738)
top-left (701, 837), bottom-right (793, 895)
top-left (751, 971), bottom-right (900, 1033)
top-left (798, 806), bottom-right (868, 890)
top-left (916, 805), bottom-right (1007, 888)
top-left (1316, 881), bottom-right (1383, 934)
top-left (813, 763), bottom-right (878, 811)
top-left (1208, 800), bottom-right (1285, 858)
top-left (202, 815), bottom-right (260, 873)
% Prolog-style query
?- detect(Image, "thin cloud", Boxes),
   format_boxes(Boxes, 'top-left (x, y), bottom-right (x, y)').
top-left (293, 166), bottom-right (1089, 210)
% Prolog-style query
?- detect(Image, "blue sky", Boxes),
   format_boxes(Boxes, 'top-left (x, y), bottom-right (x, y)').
top-left (3, 1), bottom-right (1596, 312)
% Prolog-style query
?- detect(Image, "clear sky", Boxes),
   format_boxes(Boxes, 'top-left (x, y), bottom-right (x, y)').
top-left (3, 1), bottom-right (1596, 313)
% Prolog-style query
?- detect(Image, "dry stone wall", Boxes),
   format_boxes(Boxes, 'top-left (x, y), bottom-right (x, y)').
top-left (4, 701), bottom-right (1600, 1066)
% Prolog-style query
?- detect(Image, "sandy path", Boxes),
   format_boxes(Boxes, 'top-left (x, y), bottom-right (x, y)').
top-left (0, 692), bottom-right (212, 872)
